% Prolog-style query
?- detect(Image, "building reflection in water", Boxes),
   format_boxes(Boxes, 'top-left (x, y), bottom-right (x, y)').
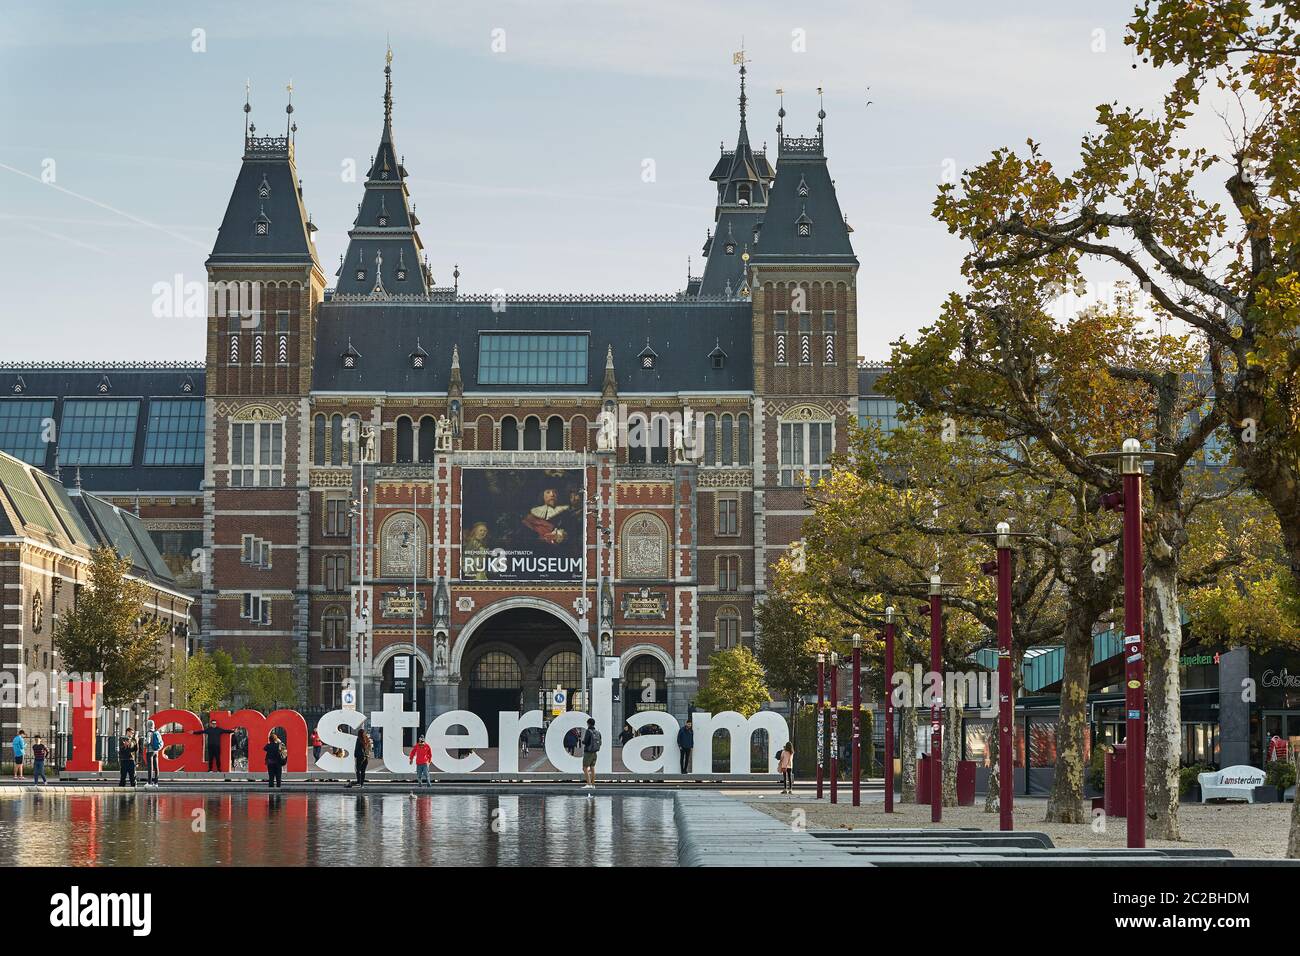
top-left (0, 793), bottom-right (677, 867)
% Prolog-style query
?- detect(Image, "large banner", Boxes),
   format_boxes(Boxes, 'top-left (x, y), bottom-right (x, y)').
top-left (461, 469), bottom-right (584, 581)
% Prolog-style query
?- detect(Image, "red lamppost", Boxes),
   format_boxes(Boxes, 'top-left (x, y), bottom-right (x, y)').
top-left (883, 607), bottom-right (896, 814)
top-left (830, 650), bottom-right (840, 804)
top-left (851, 633), bottom-right (862, 807)
top-left (927, 575), bottom-right (943, 823)
top-left (1092, 438), bottom-right (1171, 850)
top-left (816, 652), bottom-right (825, 800)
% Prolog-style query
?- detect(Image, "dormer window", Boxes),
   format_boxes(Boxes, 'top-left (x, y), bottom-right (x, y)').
top-left (797, 222), bottom-right (811, 237)
top-left (341, 340), bottom-right (361, 369)
top-left (377, 215), bottom-right (388, 227)
top-left (258, 175), bottom-right (271, 200)
top-left (737, 184), bottom-right (751, 206)
top-left (709, 343), bottom-right (728, 370)
top-left (11, 376), bottom-right (25, 394)
top-left (724, 239), bottom-right (736, 255)
top-left (254, 204), bottom-right (271, 237)
top-left (395, 249), bottom-right (408, 282)
top-left (796, 207), bottom-right (813, 239)
top-left (638, 341), bottom-right (658, 370)
top-left (797, 175), bottom-right (810, 198)
top-left (410, 341), bottom-right (428, 369)
top-left (97, 375), bottom-right (111, 393)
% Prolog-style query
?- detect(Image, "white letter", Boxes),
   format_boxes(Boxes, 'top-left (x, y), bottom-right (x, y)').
top-left (544, 711), bottom-right (589, 773)
top-left (426, 711), bottom-right (488, 772)
top-left (691, 711), bottom-right (789, 773)
top-left (623, 711), bottom-right (680, 774)
top-left (497, 710), bottom-right (543, 772)
top-left (315, 709), bottom-right (363, 772)
top-left (371, 693), bottom-right (419, 772)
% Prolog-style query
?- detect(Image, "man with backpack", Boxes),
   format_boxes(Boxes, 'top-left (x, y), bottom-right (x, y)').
top-left (144, 720), bottom-right (164, 787)
top-left (581, 718), bottom-right (601, 791)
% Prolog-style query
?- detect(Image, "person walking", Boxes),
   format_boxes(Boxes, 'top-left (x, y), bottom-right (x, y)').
top-left (581, 718), bottom-right (602, 791)
top-left (409, 734), bottom-right (433, 787)
top-left (192, 720), bottom-right (235, 773)
top-left (264, 732), bottom-right (287, 789)
top-left (778, 741), bottom-right (795, 794)
top-left (118, 729), bottom-right (139, 788)
top-left (311, 729), bottom-right (322, 764)
top-left (11, 730), bottom-right (25, 779)
top-left (618, 722), bottom-right (636, 747)
top-left (563, 726), bottom-right (580, 757)
top-left (31, 735), bottom-right (48, 785)
top-left (520, 728), bottom-right (530, 758)
top-left (349, 728), bottom-right (372, 788)
top-left (144, 720), bottom-right (163, 787)
top-left (676, 720), bottom-right (694, 774)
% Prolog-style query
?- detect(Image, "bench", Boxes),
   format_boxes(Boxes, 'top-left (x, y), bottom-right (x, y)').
top-left (1199, 765), bottom-right (1267, 803)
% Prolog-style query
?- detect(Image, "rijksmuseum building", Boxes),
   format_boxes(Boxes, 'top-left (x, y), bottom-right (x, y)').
top-left (0, 58), bottom-right (869, 736)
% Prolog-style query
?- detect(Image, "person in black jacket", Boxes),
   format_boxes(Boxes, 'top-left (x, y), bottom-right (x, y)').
top-left (348, 728), bottom-right (372, 788)
top-left (677, 720), bottom-right (694, 774)
top-left (263, 732), bottom-right (286, 789)
top-left (192, 720), bottom-right (235, 772)
top-left (118, 729), bottom-right (139, 787)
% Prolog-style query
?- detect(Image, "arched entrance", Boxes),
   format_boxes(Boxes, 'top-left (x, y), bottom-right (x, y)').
top-left (622, 653), bottom-right (669, 727)
top-left (381, 654), bottom-right (426, 747)
top-left (459, 604), bottom-right (587, 746)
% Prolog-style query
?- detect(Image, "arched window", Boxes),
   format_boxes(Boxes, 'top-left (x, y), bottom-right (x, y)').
top-left (627, 414), bottom-right (648, 464)
top-left (649, 414), bottom-right (671, 464)
top-left (417, 415), bottom-right (436, 462)
top-left (737, 183), bottom-right (752, 206)
top-left (721, 414), bottom-right (734, 466)
top-left (546, 416), bottom-right (564, 451)
top-left (330, 414), bottom-right (343, 466)
top-left (541, 651), bottom-right (583, 690)
top-left (704, 414), bottom-right (717, 466)
top-left (321, 606), bottom-right (347, 651)
top-left (738, 413), bottom-right (751, 466)
top-left (344, 414), bottom-right (360, 463)
top-left (621, 511), bottom-right (669, 578)
top-left (624, 655), bottom-right (668, 713)
top-left (500, 416), bottom-right (519, 450)
top-left (313, 415), bottom-right (326, 466)
top-left (471, 651), bottom-right (521, 688)
top-left (523, 416), bottom-right (542, 451)
top-left (716, 606), bottom-right (741, 650)
top-left (396, 417), bottom-right (414, 463)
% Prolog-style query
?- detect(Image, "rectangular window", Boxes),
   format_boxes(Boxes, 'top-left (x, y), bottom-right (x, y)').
top-left (718, 555), bottom-right (739, 591)
top-left (321, 614), bottom-right (347, 651)
top-left (229, 421), bottom-right (282, 487)
top-left (0, 399), bottom-right (55, 465)
top-left (325, 498), bottom-right (349, 537)
top-left (61, 399), bottom-right (140, 466)
top-left (717, 615), bottom-right (740, 649)
top-left (240, 593), bottom-right (270, 625)
top-left (773, 312), bottom-right (788, 365)
top-left (319, 666), bottom-right (345, 709)
top-left (716, 497), bottom-right (739, 536)
top-left (143, 399), bottom-right (204, 465)
top-left (478, 332), bottom-right (588, 385)
top-left (240, 534), bottom-right (272, 569)
top-left (780, 421), bottom-right (833, 486)
top-left (859, 398), bottom-right (899, 436)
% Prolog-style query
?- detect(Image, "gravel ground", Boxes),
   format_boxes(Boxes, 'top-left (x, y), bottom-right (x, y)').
top-left (737, 793), bottom-right (1296, 859)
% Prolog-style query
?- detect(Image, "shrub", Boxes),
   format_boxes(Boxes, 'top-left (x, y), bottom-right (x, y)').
top-left (1265, 760), bottom-right (1297, 793)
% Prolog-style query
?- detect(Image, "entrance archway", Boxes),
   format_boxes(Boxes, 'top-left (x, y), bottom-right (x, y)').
top-left (622, 653), bottom-right (669, 727)
top-left (458, 603), bottom-right (587, 746)
top-left (379, 650), bottom-right (429, 747)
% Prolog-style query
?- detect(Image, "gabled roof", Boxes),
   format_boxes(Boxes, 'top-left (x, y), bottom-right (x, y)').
top-left (312, 298), bottom-right (754, 394)
top-left (335, 52), bottom-right (430, 297)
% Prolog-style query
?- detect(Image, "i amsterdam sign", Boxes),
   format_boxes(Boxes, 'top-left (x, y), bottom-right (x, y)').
top-left (64, 678), bottom-right (788, 776)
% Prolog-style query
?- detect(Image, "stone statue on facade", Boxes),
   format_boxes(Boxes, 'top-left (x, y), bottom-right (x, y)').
top-left (596, 409), bottom-right (617, 452)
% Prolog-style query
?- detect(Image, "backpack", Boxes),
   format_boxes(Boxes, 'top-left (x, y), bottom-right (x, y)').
top-left (584, 729), bottom-right (602, 753)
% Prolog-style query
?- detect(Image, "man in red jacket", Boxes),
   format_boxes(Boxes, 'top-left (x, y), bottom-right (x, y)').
top-left (409, 734), bottom-right (433, 787)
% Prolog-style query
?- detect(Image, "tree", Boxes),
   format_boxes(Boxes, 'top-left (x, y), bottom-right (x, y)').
top-left (53, 547), bottom-right (170, 708)
top-left (695, 646), bottom-right (771, 717)
top-left (232, 646), bottom-right (297, 712)
top-left (754, 593), bottom-right (825, 728)
top-left (175, 648), bottom-right (233, 714)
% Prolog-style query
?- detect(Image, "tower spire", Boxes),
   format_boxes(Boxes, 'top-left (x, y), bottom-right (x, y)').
top-left (243, 79), bottom-right (252, 144)
top-left (285, 79), bottom-right (294, 139)
top-left (735, 44), bottom-right (748, 132)
top-left (384, 42), bottom-right (394, 133)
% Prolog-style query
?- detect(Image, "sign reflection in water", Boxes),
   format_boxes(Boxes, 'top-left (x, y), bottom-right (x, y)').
top-left (0, 793), bottom-right (678, 867)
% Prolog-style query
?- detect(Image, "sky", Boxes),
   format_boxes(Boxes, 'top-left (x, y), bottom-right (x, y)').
top-left (0, 0), bottom-right (1207, 363)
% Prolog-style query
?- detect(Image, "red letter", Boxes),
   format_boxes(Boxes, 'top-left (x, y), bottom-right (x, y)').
top-left (152, 709), bottom-right (206, 772)
top-left (214, 709), bottom-right (309, 772)
top-left (65, 679), bottom-right (103, 772)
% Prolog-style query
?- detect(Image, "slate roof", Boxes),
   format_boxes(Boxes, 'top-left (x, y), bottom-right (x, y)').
top-left (0, 365), bottom-right (205, 494)
top-left (312, 299), bottom-right (754, 393)
top-left (750, 127), bottom-right (856, 266)
top-left (0, 448), bottom-right (182, 590)
top-left (334, 57), bottom-right (429, 297)
top-left (207, 136), bottom-right (319, 268)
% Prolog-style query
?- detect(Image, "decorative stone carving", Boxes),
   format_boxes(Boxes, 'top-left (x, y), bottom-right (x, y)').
top-left (596, 409), bottom-right (618, 451)
top-left (621, 512), bottom-right (668, 578)
top-left (379, 512), bottom-right (426, 577)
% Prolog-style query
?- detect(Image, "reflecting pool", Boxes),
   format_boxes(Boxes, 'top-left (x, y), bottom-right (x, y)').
top-left (0, 792), bottom-right (679, 867)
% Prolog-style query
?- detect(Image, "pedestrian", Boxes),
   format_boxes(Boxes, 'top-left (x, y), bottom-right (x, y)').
top-left (778, 741), bottom-right (795, 794)
top-left (563, 726), bottom-right (580, 757)
top-left (191, 720), bottom-right (235, 773)
top-left (119, 728), bottom-right (138, 787)
top-left (618, 722), bottom-right (636, 747)
top-left (520, 728), bottom-right (530, 757)
top-left (31, 734), bottom-right (48, 785)
top-left (581, 718), bottom-right (601, 791)
top-left (11, 729), bottom-right (25, 779)
top-left (349, 727), bottom-right (372, 788)
top-left (676, 719), bottom-right (694, 774)
top-left (264, 732), bottom-right (286, 789)
top-left (144, 720), bottom-right (163, 787)
top-left (311, 728), bottom-right (322, 763)
top-left (409, 734), bottom-right (433, 787)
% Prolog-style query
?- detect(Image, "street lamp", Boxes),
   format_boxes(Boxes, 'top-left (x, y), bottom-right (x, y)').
top-left (864, 606), bottom-right (896, 812)
top-left (910, 574), bottom-right (960, 823)
top-left (851, 633), bottom-right (862, 807)
top-left (1089, 437), bottom-right (1174, 850)
top-left (816, 652), bottom-right (826, 800)
top-left (829, 650), bottom-right (840, 804)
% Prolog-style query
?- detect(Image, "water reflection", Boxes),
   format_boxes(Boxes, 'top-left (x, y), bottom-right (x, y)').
top-left (0, 793), bottom-right (678, 867)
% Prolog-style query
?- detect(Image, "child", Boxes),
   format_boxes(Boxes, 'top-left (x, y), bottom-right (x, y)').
top-left (778, 741), bottom-right (795, 794)
top-left (11, 730), bottom-right (25, 779)
top-left (408, 734), bottom-right (433, 787)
